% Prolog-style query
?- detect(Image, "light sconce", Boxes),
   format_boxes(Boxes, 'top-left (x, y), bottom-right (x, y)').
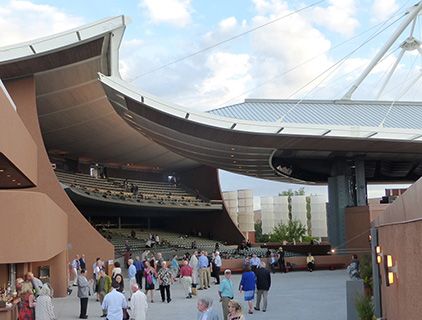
top-left (376, 246), bottom-right (382, 264)
top-left (384, 254), bottom-right (398, 287)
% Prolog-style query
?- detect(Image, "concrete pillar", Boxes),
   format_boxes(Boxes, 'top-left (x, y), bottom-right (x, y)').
top-left (355, 160), bottom-right (367, 206)
top-left (328, 175), bottom-right (353, 248)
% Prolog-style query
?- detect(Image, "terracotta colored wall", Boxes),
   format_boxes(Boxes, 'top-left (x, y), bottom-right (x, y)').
top-left (4, 77), bottom-right (113, 294)
top-left (377, 221), bottom-right (422, 320)
top-left (31, 251), bottom-right (67, 297)
top-left (0, 85), bottom-right (37, 184)
top-left (345, 206), bottom-right (371, 252)
top-left (374, 177), bottom-right (422, 319)
top-left (0, 191), bottom-right (67, 263)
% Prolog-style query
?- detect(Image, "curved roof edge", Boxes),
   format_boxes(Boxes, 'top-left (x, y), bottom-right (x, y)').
top-left (0, 16), bottom-right (127, 78)
top-left (99, 74), bottom-right (422, 142)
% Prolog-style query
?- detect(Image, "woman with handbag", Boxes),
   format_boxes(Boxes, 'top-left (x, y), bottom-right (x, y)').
top-left (143, 261), bottom-right (157, 303)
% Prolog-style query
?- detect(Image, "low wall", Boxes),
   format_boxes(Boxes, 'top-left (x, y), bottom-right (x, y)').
top-left (221, 255), bottom-right (349, 273)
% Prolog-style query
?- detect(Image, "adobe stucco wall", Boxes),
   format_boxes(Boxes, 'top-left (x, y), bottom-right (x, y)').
top-left (374, 178), bottom-right (422, 319)
top-left (4, 77), bottom-right (113, 295)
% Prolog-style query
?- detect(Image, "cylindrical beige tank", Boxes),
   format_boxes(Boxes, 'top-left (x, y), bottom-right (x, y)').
top-left (260, 196), bottom-right (274, 234)
top-left (310, 195), bottom-right (328, 238)
top-left (291, 195), bottom-right (308, 231)
top-left (222, 191), bottom-right (238, 225)
top-left (237, 189), bottom-right (255, 232)
top-left (273, 196), bottom-right (289, 226)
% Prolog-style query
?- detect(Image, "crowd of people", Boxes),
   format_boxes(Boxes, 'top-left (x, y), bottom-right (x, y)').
top-left (8, 272), bottom-right (56, 320)
top-left (9, 242), bottom-right (358, 320)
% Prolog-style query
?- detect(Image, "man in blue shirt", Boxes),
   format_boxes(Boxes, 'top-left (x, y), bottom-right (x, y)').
top-left (134, 256), bottom-right (144, 289)
top-left (198, 252), bottom-right (209, 290)
top-left (102, 282), bottom-right (128, 320)
top-left (218, 269), bottom-right (234, 320)
top-left (128, 259), bottom-right (137, 298)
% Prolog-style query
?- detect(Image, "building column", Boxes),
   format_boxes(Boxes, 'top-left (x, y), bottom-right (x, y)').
top-left (327, 160), bottom-right (355, 248)
top-left (355, 160), bottom-right (367, 206)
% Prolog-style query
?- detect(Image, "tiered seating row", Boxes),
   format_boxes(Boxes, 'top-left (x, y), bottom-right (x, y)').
top-left (55, 171), bottom-right (217, 208)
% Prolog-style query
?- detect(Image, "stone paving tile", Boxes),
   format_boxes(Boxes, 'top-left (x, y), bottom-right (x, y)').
top-left (53, 270), bottom-right (347, 320)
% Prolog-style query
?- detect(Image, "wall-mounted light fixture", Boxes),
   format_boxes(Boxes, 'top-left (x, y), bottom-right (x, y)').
top-left (384, 254), bottom-right (398, 287)
top-left (376, 246), bottom-right (382, 264)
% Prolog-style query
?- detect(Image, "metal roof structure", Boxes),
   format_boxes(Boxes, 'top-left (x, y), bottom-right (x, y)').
top-left (209, 99), bottom-right (422, 129)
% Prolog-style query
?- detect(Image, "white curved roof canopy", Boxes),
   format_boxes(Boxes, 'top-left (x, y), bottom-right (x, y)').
top-left (0, 16), bottom-right (199, 172)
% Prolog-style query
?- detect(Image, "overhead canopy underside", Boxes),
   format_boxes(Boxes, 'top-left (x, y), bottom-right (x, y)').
top-left (0, 16), bottom-right (199, 173)
top-left (2, 16), bottom-right (422, 183)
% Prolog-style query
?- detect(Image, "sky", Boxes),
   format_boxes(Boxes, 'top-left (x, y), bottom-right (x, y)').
top-left (0, 0), bottom-right (417, 206)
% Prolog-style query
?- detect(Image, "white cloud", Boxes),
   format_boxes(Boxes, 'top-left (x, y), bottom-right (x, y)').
top-left (372, 0), bottom-right (399, 22)
top-left (246, 1), bottom-right (334, 99)
top-left (141, 0), bottom-right (192, 27)
top-left (195, 51), bottom-right (252, 107)
top-left (218, 16), bottom-right (237, 32)
top-left (312, 0), bottom-right (359, 37)
top-left (0, 0), bottom-right (84, 46)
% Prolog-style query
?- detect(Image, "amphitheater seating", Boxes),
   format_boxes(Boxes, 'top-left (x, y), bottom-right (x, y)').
top-left (103, 228), bottom-right (279, 260)
top-left (55, 170), bottom-right (219, 209)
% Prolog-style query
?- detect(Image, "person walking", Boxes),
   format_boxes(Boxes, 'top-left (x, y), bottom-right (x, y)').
top-left (97, 269), bottom-right (112, 317)
top-left (213, 252), bottom-right (222, 285)
top-left (35, 284), bottom-right (56, 320)
top-left (129, 283), bottom-right (148, 320)
top-left (239, 265), bottom-right (256, 314)
top-left (179, 260), bottom-right (193, 299)
top-left (128, 259), bottom-right (137, 289)
top-left (101, 282), bottom-right (128, 320)
top-left (254, 262), bottom-right (271, 312)
top-left (278, 248), bottom-right (286, 273)
top-left (77, 269), bottom-right (90, 319)
top-left (218, 269), bottom-right (234, 320)
top-left (112, 274), bottom-right (124, 293)
top-left (144, 261), bottom-right (157, 303)
top-left (134, 256), bottom-right (144, 289)
top-left (306, 253), bottom-right (315, 272)
top-left (189, 251), bottom-right (199, 295)
top-left (157, 261), bottom-right (173, 303)
top-left (198, 251), bottom-right (209, 290)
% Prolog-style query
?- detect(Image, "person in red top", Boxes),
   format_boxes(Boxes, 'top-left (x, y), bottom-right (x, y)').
top-left (179, 259), bottom-right (193, 298)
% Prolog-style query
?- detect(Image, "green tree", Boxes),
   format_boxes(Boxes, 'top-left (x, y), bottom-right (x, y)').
top-left (279, 188), bottom-right (306, 221)
top-left (254, 221), bottom-right (270, 243)
top-left (271, 220), bottom-right (307, 243)
top-left (306, 196), bottom-right (312, 235)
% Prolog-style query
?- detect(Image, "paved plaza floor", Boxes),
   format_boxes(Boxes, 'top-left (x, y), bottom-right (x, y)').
top-left (53, 270), bottom-right (348, 320)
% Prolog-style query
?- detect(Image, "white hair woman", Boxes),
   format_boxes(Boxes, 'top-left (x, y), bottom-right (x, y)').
top-left (35, 284), bottom-right (56, 320)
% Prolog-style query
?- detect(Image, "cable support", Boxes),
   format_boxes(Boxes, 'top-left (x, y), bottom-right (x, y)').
top-left (218, 3), bottom-right (408, 109)
top-left (128, 0), bottom-right (326, 82)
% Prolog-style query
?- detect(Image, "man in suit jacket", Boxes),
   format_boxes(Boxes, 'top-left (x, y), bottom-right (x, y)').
top-left (254, 262), bottom-right (271, 312)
